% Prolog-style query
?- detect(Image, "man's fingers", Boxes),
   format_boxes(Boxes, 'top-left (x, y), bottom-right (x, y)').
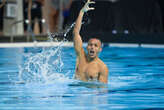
top-left (88, 1), bottom-right (95, 9)
top-left (87, 1), bottom-right (95, 8)
top-left (89, 7), bottom-right (95, 10)
top-left (88, 1), bottom-right (95, 4)
top-left (82, 0), bottom-right (95, 12)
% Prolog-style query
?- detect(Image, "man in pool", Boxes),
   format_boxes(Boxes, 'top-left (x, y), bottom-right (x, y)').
top-left (73, 0), bottom-right (109, 84)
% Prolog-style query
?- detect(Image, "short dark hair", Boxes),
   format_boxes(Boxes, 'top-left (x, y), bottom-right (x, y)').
top-left (88, 38), bottom-right (102, 47)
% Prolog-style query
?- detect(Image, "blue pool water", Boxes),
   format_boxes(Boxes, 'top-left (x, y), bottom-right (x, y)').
top-left (0, 46), bottom-right (164, 110)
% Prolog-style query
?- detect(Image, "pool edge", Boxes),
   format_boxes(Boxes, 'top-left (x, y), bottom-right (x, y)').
top-left (0, 42), bottom-right (164, 48)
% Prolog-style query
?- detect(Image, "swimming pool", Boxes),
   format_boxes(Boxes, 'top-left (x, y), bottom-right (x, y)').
top-left (0, 45), bottom-right (164, 110)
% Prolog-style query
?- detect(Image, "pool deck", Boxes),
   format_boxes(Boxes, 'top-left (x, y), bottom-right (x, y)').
top-left (0, 42), bottom-right (164, 48)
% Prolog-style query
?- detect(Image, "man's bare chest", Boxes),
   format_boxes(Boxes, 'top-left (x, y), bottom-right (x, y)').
top-left (77, 61), bottom-right (100, 80)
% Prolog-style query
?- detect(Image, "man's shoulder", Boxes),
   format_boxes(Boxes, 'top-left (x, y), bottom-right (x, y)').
top-left (97, 59), bottom-right (108, 70)
top-left (97, 59), bottom-right (109, 78)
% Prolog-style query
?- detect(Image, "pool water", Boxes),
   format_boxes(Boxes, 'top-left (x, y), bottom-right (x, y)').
top-left (0, 46), bottom-right (164, 110)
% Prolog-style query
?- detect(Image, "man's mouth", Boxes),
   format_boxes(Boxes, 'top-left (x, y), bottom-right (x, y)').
top-left (89, 50), bottom-right (95, 55)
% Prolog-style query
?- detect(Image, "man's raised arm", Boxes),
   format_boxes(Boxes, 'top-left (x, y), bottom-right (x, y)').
top-left (73, 0), bottom-right (95, 56)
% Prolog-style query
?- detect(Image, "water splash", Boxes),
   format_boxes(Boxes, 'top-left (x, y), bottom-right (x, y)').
top-left (18, 47), bottom-right (66, 84)
top-left (16, 20), bottom-right (89, 85)
top-left (17, 23), bottom-right (77, 84)
top-left (49, 22), bottom-right (75, 41)
top-left (49, 22), bottom-right (85, 41)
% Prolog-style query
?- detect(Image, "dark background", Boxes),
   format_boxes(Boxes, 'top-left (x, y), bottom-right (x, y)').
top-left (65, 0), bottom-right (164, 43)
top-left (0, 0), bottom-right (164, 43)
top-left (0, 0), bottom-right (164, 33)
top-left (67, 0), bottom-right (164, 33)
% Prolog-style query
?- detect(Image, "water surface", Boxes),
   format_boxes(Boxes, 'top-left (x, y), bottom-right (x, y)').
top-left (0, 46), bottom-right (164, 110)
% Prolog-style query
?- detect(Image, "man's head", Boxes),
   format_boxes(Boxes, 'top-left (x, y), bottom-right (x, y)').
top-left (87, 38), bottom-right (102, 59)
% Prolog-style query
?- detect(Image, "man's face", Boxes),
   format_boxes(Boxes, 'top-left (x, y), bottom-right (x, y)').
top-left (87, 38), bottom-right (102, 59)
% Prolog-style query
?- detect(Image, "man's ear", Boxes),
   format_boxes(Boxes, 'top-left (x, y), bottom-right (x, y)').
top-left (99, 47), bottom-right (102, 52)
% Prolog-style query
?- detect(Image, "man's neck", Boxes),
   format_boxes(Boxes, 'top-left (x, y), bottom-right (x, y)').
top-left (87, 55), bottom-right (98, 62)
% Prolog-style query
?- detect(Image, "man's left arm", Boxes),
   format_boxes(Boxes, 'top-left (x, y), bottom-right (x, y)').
top-left (99, 65), bottom-right (109, 84)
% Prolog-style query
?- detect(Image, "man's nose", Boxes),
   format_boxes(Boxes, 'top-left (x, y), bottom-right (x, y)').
top-left (91, 45), bottom-right (94, 48)
top-left (91, 46), bottom-right (94, 49)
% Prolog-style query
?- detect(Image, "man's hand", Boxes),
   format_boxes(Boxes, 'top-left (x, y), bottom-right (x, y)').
top-left (73, 0), bottom-right (95, 56)
top-left (81, 0), bottom-right (95, 13)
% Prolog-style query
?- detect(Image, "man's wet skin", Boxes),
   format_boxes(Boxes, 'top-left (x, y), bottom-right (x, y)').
top-left (87, 38), bottom-right (102, 59)
top-left (73, 0), bottom-right (109, 84)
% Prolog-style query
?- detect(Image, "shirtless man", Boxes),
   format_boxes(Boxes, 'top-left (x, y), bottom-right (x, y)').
top-left (73, 0), bottom-right (109, 84)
